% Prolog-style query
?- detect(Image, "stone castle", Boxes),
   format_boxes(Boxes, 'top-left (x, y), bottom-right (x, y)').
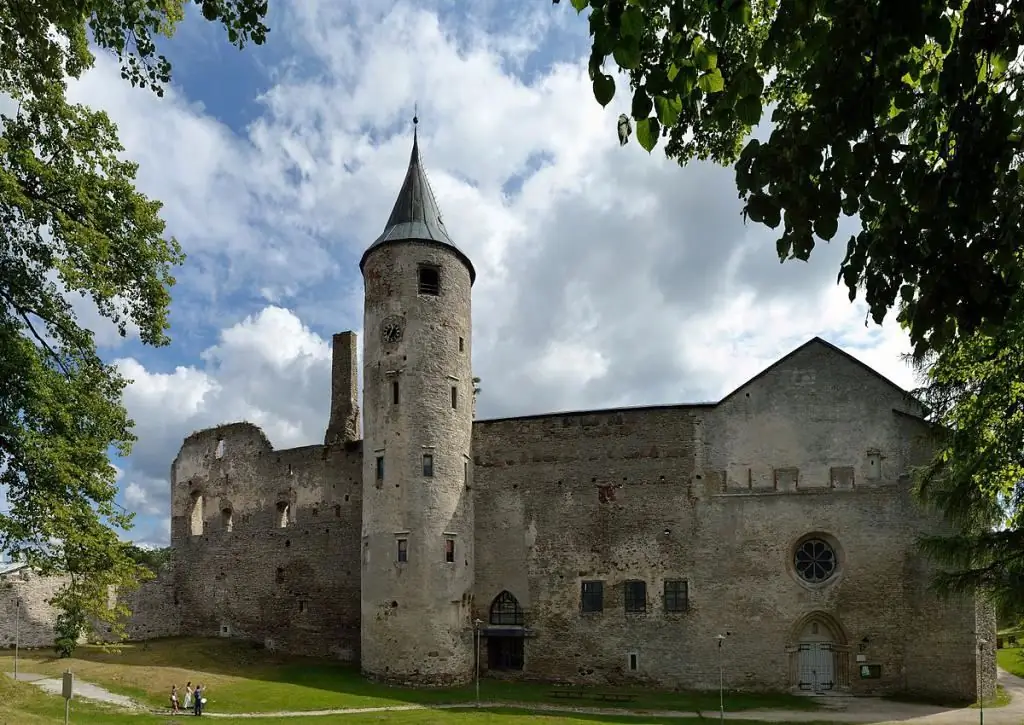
top-left (1, 129), bottom-right (997, 703)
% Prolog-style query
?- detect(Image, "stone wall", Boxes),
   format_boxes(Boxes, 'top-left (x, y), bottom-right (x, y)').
top-left (120, 569), bottom-right (182, 642)
top-left (128, 336), bottom-right (994, 702)
top-left (0, 566), bottom-right (67, 649)
top-left (470, 339), bottom-right (992, 702)
top-left (168, 423), bottom-right (363, 660)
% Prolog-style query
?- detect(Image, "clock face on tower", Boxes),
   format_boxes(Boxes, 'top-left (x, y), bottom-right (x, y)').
top-left (381, 316), bottom-right (404, 344)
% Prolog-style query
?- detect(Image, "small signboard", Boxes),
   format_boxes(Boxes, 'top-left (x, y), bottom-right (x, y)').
top-left (62, 671), bottom-right (74, 700)
top-left (859, 664), bottom-right (882, 679)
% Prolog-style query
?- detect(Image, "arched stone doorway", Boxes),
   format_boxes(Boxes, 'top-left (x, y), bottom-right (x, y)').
top-left (788, 611), bottom-right (851, 693)
top-left (486, 591), bottom-right (525, 671)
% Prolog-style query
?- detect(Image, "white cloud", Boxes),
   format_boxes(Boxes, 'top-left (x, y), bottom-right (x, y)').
top-left (58, 0), bottom-right (918, 544)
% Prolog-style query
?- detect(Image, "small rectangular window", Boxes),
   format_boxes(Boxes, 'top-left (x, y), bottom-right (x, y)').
top-left (418, 265), bottom-right (440, 295)
top-left (464, 460), bottom-right (469, 485)
top-left (392, 381), bottom-right (400, 405)
top-left (451, 386), bottom-right (458, 409)
top-left (423, 454), bottom-right (434, 477)
top-left (664, 579), bottom-right (689, 612)
top-left (628, 653), bottom-right (638, 671)
top-left (459, 336), bottom-right (465, 352)
top-left (376, 456), bottom-right (384, 481)
top-left (445, 538), bottom-right (455, 563)
top-left (624, 580), bottom-right (647, 613)
top-left (299, 600), bottom-right (307, 613)
top-left (397, 538), bottom-right (408, 563)
top-left (581, 580), bottom-right (604, 613)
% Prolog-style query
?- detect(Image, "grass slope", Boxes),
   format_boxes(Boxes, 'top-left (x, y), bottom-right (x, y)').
top-left (0, 664), bottom-right (844, 725)
top-left (0, 637), bottom-right (820, 716)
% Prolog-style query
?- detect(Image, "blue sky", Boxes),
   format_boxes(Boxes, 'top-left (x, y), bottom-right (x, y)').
top-left (50, 0), bottom-right (917, 547)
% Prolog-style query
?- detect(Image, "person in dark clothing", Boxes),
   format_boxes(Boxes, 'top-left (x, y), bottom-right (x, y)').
top-left (193, 684), bottom-right (203, 716)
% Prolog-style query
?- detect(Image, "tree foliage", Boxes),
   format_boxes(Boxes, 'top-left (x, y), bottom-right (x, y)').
top-left (911, 323), bottom-right (1024, 615)
top-left (555, 0), bottom-right (1024, 607)
top-left (0, 0), bottom-right (268, 642)
top-left (555, 0), bottom-right (1024, 359)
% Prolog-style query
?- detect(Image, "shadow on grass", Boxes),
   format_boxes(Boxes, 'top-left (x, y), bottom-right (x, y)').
top-left (1, 636), bottom-right (823, 717)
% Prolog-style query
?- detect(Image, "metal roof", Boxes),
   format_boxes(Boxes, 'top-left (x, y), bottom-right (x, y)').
top-left (360, 126), bottom-right (476, 284)
top-left (0, 562), bottom-right (29, 577)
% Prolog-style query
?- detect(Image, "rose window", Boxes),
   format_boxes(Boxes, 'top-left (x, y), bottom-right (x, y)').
top-left (794, 538), bottom-right (837, 583)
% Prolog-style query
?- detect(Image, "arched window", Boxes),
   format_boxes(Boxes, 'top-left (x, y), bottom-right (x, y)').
top-left (489, 590), bottom-right (524, 626)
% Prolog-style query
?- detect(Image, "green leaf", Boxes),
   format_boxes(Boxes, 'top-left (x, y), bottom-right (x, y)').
top-left (613, 36), bottom-right (642, 70)
top-left (698, 68), bottom-right (725, 94)
top-left (813, 213), bottom-right (839, 241)
top-left (632, 86), bottom-right (654, 119)
top-left (570, 0), bottom-right (589, 11)
top-left (593, 73), bottom-right (616, 106)
top-left (746, 193), bottom-right (781, 228)
top-left (636, 116), bottom-right (660, 152)
top-left (654, 94), bottom-right (682, 127)
top-left (735, 96), bottom-right (762, 125)
top-left (695, 46), bottom-right (718, 71)
top-left (620, 6), bottom-right (644, 37)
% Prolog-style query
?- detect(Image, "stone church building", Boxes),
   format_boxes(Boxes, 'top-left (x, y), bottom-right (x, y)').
top-left (141, 129), bottom-right (996, 703)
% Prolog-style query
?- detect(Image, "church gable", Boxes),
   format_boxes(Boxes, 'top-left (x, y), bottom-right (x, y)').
top-left (717, 337), bottom-right (919, 415)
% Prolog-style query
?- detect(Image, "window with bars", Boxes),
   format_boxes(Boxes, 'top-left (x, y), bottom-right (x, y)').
top-left (418, 265), bottom-right (440, 295)
top-left (397, 539), bottom-right (408, 563)
top-left (490, 590), bottom-right (524, 625)
top-left (624, 580), bottom-right (647, 613)
top-left (580, 580), bottom-right (604, 613)
top-left (663, 579), bottom-right (689, 612)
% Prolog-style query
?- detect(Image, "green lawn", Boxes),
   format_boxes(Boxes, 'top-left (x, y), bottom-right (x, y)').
top-left (0, 667), bottom-right (845, 725)
top-left (0, 637), bottom-right (821, 716)
top-left (998, 645), bottom-right (1024, 677)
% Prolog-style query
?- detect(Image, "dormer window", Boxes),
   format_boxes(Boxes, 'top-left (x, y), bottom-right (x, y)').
top-left (418, 265), bottom-right (440, 295)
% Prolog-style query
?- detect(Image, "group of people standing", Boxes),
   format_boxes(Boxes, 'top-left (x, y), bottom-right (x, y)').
top-left (170, 681), bottom-right (207, 715)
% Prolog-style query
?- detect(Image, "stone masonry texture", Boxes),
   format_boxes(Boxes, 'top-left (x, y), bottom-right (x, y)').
top-left (101, 333), bottom-right (995, 704)
top-left (5, 140), bottom-right (995, 703)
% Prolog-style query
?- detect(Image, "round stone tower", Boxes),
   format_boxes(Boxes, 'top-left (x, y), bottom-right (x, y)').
top-left (359, 122), bottom-right (476, 686)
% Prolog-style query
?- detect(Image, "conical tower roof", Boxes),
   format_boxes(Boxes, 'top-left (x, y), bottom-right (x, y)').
top-left (360, 123), bottom-right (476, 283)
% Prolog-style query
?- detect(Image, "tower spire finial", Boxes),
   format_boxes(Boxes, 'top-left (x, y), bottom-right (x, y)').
top-left (413, 103), bottom-right (419, 145)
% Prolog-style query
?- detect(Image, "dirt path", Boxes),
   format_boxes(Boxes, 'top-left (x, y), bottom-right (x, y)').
top-left (6, 671), bottom-right (142, 710)
top-left (9, 668), bottom-right (1024, 723)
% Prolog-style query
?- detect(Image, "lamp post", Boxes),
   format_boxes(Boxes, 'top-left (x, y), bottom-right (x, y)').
top-left (474, 618), bottom-right (483, 708)
top-left (14, 598), bottom-right (20, 681)
top-left (715, 634), bottom-right (727, 724)
top-left (978, 638), bottom-right (988, 725)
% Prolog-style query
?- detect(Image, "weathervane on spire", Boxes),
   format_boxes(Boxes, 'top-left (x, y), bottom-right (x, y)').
top-left (413, 103), bottom-right (419, 142)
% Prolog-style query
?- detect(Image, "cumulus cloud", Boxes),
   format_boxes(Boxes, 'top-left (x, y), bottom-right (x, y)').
top-left (57, 0), bottom-right (918, 545)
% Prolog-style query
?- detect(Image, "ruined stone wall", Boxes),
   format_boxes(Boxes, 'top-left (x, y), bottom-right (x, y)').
top-left (0, 567), bottom-right (68, 649)
top-left (167, 423), bottom-right (363, 660)
top-left (471, 340), bottom-right (986, 701)
top-left (120, 568), bottom-right (182, 642)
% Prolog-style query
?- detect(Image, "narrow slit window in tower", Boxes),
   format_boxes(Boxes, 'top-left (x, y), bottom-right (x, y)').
top-left (392, 380), bottom-right (400, 405)
top-left (397, 538), bottom-right (408, 563)
top-left (459, 336), bottom-right (464, 352)
top-left (221, 508), bottom-right (233, 532)
top-left (376, 456), bottom-right (384, 481)
top-left (423, 454), bottom-right (434, 477)
top-left (445, 537), bottom-right (455, 563)
top-left (451, 386), bottom-right (458, 409)
top-left (418, 264), bottom-right (441, 295)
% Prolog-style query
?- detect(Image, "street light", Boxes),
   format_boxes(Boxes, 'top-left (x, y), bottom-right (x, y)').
top-left (715, 633), bottom-right (730, 724)
top-left (14, 598), bottom-right (20, 681)
top-left (978, 638), bottom-right (989, 725)
top-left (474, 618), bottom-right (484, 708)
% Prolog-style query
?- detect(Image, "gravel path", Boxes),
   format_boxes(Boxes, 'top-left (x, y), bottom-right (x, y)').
top-left (8, 667), bottom-right (1024, 723)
